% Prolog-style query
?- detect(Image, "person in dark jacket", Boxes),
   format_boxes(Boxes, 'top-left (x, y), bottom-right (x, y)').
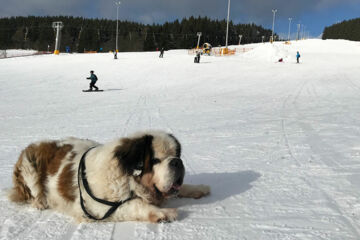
top-left (86, 70), bottom-right (99, 91)
top-left (194, 51), bottom-right (201, 63)
top-left (159, 48), bottom-right (165, 58)
top-left (296, 51), bottom-right (301, 63)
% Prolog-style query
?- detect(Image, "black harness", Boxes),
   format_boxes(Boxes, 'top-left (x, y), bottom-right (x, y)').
top-left (78, 146), bottom-right (134, 221)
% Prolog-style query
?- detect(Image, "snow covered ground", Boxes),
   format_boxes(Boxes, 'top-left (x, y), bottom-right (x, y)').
top-left (1, 39), bottom-right (360, 239)
top-left (1, 49), bottom-right (39, 58)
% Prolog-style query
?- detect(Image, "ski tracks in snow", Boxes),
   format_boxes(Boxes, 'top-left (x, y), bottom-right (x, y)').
top-left (280, 76), bottom-right (360, 239)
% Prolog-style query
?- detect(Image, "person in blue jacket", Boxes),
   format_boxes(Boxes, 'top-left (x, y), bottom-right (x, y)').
top-left (296, 51), bottom-right (301, 63)
top-left (86, 70), bottom-right (99, 91)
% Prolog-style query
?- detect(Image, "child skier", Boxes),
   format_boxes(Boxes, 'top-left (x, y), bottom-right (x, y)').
top-left (86, 70), bottom-right (99, 91)
top-left (296, 51), bottom-right (301, 63)
top-left (194, 51), bottom-right (201, 63)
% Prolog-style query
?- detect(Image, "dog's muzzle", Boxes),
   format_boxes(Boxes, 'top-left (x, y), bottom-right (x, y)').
top-left (169, 157), bottom-right (185, 191)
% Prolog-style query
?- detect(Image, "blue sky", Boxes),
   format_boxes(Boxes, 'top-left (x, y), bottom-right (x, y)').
top-left (0, 0), bottom-right (359, 38)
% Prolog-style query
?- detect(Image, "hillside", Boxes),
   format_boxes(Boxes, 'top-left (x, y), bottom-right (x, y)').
top-left (0, 16), bottom-right (273, 52)
top-left (323, 18), bottom-right (360, 41)
top-left (1, 39), bottom-right (360, 239)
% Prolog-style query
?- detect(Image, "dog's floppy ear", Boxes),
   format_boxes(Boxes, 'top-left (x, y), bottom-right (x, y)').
top-left (114, 135), bottom-right (154, 175)
top-left (168, 133), bottom-right (181, 158)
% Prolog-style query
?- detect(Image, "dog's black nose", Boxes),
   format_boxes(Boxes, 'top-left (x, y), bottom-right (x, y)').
top-left (170, 158), bottom-right (184, 169)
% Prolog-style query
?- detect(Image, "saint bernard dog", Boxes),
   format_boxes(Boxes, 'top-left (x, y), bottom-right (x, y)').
top-left (8, 130), bottom-right (210, 223)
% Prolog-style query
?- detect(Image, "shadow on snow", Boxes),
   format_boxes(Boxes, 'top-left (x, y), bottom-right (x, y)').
top-left (165, 170), bottom-right (261, 208)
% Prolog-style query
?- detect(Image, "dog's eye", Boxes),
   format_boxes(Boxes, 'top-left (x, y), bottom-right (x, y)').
top-left (151, 158), bottom-right (161, 165)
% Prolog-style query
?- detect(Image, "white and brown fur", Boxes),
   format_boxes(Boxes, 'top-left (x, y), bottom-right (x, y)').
top-left (8, 130), bottom-right (210, 223)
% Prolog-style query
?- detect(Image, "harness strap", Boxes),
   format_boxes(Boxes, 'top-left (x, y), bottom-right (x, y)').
top-left (78, 146), bottom-right (134, 221)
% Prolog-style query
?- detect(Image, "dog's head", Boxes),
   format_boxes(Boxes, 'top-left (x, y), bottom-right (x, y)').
top-left (114, 131), bottom-right (184, 202)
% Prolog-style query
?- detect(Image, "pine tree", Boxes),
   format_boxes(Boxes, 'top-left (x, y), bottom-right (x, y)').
top-left (0, 15), bottom-right (274, 52)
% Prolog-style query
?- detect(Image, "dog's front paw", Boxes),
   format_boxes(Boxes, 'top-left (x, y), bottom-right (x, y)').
top-left (178, 184), bottom-right (211, 199)
top-left (31, 197), bottom-right (48, 210)
top-left (149, 208), bottom-right (178, 223)
top-left (191, 184), bottom-right (210, 199)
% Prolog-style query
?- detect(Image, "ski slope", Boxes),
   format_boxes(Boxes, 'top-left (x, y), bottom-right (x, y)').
top-left (1, 39), bottom-right (360, 239)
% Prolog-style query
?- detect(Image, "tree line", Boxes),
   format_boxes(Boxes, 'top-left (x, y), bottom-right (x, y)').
top-left (322, 18), bottom-right (360, 41)
top-left (0, 16), bottom-right (273, 52)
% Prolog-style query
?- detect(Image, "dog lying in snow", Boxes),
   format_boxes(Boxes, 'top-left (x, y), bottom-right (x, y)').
top-left (8, 130), bottom-right (210, 222)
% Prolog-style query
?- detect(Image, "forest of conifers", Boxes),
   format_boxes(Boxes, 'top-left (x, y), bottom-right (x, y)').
top-left (0, 16), bottom-right (273, 52)
top-left (322, 18), bottom-right (360, 41)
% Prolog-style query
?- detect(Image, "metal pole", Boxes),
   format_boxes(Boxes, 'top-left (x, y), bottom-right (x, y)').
top-left (238, 35), bottom-right (242, 45)
top-left (288, 18), bottom-right (292, 41)
top-left (115, 1), bottom-right (121, 52)
top-left (303, 25), bottom-right (306, 40)
top-left (196, 32), bottom-right (202, 49)
top-left (297, 24), bottom-right (300, 40)
top-left (52, 22), bottom-right (63, 55)
top-left (116, 4), bottom-right (119, 51)
top-left (271, 9), bottom-right (277, 43)
top-left (55, 24), bottom-right (60, 54)
top-left (225, 0), bottom-right (231, 49)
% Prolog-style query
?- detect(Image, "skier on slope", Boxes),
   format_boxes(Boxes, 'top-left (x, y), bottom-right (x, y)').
top-left (86, 70), bottom-right (99, 91)
top-left (296, 51), bottom-right (301, 63)
top-left (159, 47), bottom-right (165, 58)
top-left (194, 51), bottom-right (201, 63)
